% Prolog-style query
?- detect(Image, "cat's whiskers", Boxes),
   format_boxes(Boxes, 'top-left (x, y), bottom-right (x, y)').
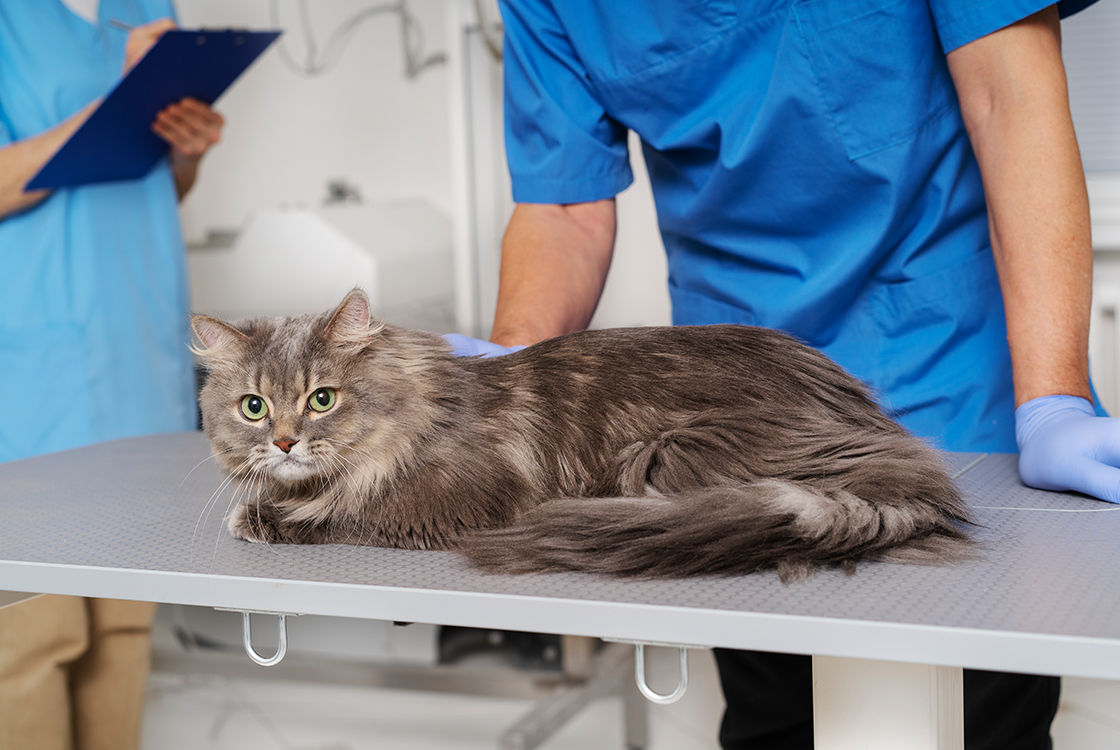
top-left (250, 447), bottom-right (312, 559)
top-left (185, 452), bottom-right (240, 523)
top-left (336, 424), bottom-right (415, 487)
top-left (229, 453), bottom-right (270, 518)
top-left (304, 437), bottom-right (361, 491)
top-left (312, 468), bottom-right (333, 506)
top-left (243, 463), bottom-right (288, 558)
top-left (221, 467), bottom-right (260, 543)
top-left (191, 453), bottom-right (255, 572)
top-left (179, 446), bottom-right (237, 490)
top-left (319, 438), bottom-right (389, 537)
top-left (294, 444), bottom-right (346, 513)
top-left (284, 438), bottom-right (372, 549)
top-left (313, 451), bottom-right (362, 547)
top-left (314, 449), bottom-right (358, 504)
top-left (318, 437), bottom-right (378, 484)
top-left (317, 446), bottom-right (387, 550)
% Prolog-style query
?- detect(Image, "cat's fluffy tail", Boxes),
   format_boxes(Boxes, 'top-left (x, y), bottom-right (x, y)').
top-left (459, 480), bottom-right (974, 581)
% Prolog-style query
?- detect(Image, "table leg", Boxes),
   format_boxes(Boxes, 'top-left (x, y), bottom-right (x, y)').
top-left (812, 656), bottom-right (963, 750)
top-left (621, 651), bottom-right (650, 750)
top-left (498, 642), bottom-right (639, 750)
top-left (0, 591), bottom-right (40, 611)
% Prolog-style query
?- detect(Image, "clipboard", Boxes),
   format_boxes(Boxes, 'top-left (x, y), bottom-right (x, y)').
top-left (26, 29), bottom-right (281, 191)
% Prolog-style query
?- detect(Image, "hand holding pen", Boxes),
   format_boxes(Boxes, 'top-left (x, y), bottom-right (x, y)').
top-left (119, 17), bottom-right (177, 74)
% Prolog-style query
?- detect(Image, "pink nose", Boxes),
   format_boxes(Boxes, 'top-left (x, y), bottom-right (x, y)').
top-left (273, 438), bottom-right (299, 454)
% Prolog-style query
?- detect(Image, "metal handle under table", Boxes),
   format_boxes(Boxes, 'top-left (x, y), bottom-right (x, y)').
top-left (3, 433), bottom-right (1120, 749)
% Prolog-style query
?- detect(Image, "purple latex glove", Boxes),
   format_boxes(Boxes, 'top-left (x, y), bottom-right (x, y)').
top-left (442, 333), bottom-right (526, 358)
top-left (1016, 395), bottom-right (1120, 503)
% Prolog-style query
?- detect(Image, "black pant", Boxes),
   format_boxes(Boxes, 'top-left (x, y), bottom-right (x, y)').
top-left (714, 650), bottom-right (1060, 750)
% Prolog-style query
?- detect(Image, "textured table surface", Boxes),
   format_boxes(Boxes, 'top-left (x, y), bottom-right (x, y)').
top-left (2, 432), bottom-right (1119, 678)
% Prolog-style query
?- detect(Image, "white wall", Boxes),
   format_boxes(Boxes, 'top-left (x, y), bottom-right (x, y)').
top-left (173, 0), bottom-right (669, 332)
top-left (174, 0), bottom-right (452, 245)
top-left (589, 134), bottom-right (671, 330)
top-left (1062, 0), bottom-right (1120, 174)
top-left (1064, 0), bottom-right (1120, 414)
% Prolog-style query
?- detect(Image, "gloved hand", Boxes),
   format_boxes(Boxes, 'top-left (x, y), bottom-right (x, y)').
top-left (1016, 394), bottom-right (1120, 503)
top-left (442, 333), bottom-right (526, 358)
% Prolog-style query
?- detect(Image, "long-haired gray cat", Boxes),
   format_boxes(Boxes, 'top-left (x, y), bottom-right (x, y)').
top-left (191, 289), bottom-right (973, 581)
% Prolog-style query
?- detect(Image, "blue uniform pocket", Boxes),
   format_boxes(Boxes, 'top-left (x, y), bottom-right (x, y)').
top-left (867, 253), bottom-right (1016, 451)
top-left (794, 0), bottom-right (957, 160)
top-left (0, 325), bottom-right (91, 462)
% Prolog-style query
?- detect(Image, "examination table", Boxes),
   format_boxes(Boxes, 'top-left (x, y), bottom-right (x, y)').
top-left (2, 432), bottom-right (1120, 749)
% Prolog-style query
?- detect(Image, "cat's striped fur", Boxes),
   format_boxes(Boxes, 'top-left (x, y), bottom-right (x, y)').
top-left (192, 289), bottom-right (973, 581)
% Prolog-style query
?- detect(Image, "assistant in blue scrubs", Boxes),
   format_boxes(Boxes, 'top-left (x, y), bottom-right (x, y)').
top-left (496, 0), bottom-right (1098, 748)
top-left (0, 0), bottom-right (196, 463)
top-left (0, 4), bottom-right (223, 749)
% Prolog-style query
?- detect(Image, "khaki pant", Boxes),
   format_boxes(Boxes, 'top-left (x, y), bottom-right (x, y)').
top-left (0, 596), bottom-right (157, 750)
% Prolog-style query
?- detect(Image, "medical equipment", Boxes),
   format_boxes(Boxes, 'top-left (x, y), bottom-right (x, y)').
top-left (187, 198), bottom-right (455, 332)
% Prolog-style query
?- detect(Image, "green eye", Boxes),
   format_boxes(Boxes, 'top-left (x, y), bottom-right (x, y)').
top-left (240, 394), bottom-right (268, 421)
top-left (308, 388), bottom-right (337, 413)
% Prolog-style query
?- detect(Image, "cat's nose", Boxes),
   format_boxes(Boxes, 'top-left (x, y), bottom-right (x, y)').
top-left (273, 438), bottom-right (299, 454)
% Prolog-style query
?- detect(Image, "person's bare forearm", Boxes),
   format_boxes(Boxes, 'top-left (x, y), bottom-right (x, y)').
top-left (490, 199), bottom-right (618, 347)
top-left (947, 5), bottom-right (1092, 406)
top-left (0, 101), bottom-right (98, 220)
top-left (170, 151), bottom-right (201, 200)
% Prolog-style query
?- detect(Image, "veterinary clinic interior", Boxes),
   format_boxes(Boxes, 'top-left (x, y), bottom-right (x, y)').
top-left (3, 1), bottom-right (1120, 749)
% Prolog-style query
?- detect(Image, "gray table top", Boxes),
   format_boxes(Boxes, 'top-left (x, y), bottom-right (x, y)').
top-left (2, 432), bottom-right (1119, 679)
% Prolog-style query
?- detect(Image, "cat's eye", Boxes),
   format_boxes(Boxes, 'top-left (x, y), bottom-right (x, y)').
top-left (240, 394), bottom-right (268, 421)
top-left (308, 388), bottom-right (337, 413)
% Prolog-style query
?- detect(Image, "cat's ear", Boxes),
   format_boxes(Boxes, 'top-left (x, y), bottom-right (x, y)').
top-left (191, 315), bottom-right (249, 358)
top-left (324, 288), bottom-right (383, 348)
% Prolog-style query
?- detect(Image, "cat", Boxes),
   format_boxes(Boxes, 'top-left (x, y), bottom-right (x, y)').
top-left (191, 289), bottom-right (974, 581)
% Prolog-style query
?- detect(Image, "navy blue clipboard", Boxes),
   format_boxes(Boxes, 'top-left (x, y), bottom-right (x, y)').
top-left (26, 29), bottom-right (280, 191)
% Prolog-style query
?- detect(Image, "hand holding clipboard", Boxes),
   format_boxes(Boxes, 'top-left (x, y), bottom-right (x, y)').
top-left (27, 25), bottom-right (280, 191)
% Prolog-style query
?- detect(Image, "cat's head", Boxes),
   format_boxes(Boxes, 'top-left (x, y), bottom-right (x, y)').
top-left (191, 289), bottom-right (408, 486)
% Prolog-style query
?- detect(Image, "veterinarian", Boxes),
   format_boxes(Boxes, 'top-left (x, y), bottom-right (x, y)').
top-left (468, 1), bottom-right (1110, 748)
top-left (0, 4), bottom-right (222, 749)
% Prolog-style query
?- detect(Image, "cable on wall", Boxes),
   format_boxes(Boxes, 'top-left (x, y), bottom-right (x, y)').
top-left (269, 0), bottom-right (447, 79)
top-left (471, 0), bottom-right (503, 62)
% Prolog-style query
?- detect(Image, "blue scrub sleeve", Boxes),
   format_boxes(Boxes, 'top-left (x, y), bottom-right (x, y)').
top-left (930, 0), bottom-right (1100, 52)
top-left (497, 0), bottom-right (633, 204)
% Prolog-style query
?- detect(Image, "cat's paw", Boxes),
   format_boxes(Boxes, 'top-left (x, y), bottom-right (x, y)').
top-left (228, 502), bottom-right (286, 544)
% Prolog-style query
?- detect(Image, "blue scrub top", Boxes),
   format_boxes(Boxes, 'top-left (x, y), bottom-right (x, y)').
top-left (498, 0), bottom-right (1098, 453)
top-left (0, 0), bottom-right (197, 462)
